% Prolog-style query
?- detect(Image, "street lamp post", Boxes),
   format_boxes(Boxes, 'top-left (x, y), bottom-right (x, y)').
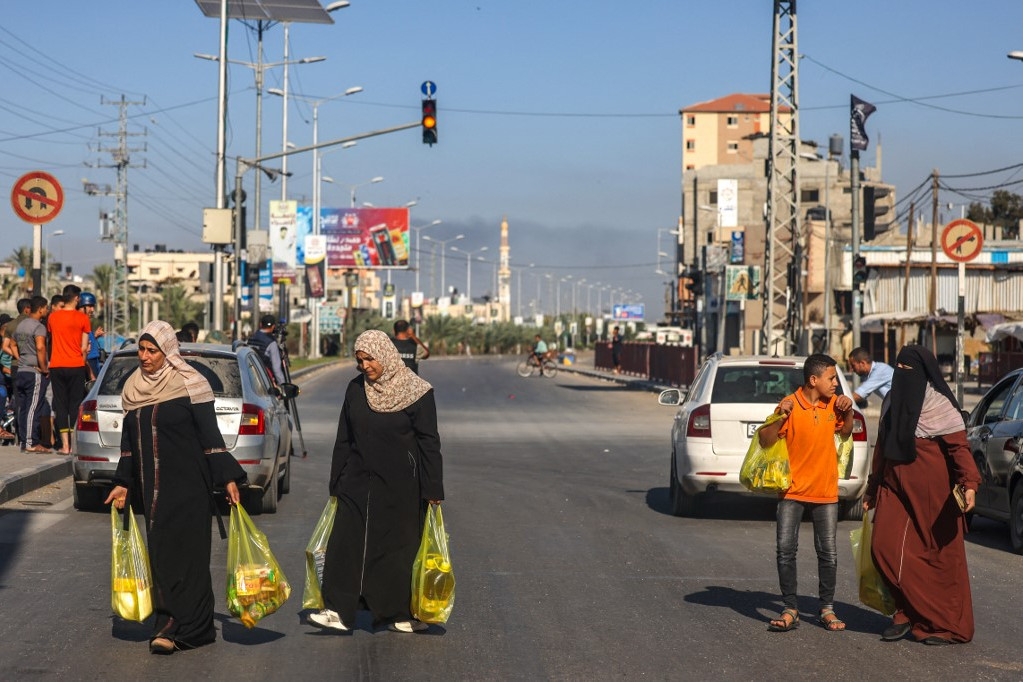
top-left (411, 219), bottom-right (442, 293)
top-left (422, 234), bottom-right (464, 300)
top-left (350, 176), bottom-right (384, 208)
top-left (451, 246), bottom-right (488, 302)
top-left (44, 229), bottom-right (64, 294)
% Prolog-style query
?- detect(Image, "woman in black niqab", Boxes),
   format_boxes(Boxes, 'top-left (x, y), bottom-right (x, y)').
top-left (880, 345), bottom-right (962, 462)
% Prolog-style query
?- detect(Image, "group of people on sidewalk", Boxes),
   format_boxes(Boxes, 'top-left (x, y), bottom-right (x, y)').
top-left (0, 285), bottom-right (104, 453)
top-left (762, 346), bottom-right (979, 646)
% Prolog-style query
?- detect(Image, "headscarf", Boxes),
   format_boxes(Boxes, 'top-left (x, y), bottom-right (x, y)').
top-left (880, 345), bottom-right (963, 462)
top-left (121, 320), bottom-right (215, 410)
top-left (354, 329), bottom-right (431, 413)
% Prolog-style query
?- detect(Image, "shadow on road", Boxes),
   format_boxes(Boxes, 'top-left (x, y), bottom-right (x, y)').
top-left (963, 516), bottom-right (1015, 554)
top-left (556, 383), bottom-right (645, 392)
top-left (111, 616), bottom-right (152, 642)
top-left (683, 585), bottom-right (889, 634)
top-left (0, 511), bottom-right (32, 592)
top-left (215, 612), bottom-right (287, 645)
top-left (645, 487), bottom-right (777, 521)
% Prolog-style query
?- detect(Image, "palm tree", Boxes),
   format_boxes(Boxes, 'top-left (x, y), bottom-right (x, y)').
top-left (91, 264), bottom-right (115, 311)
top-left (159, 285), bottom-right (204, 330)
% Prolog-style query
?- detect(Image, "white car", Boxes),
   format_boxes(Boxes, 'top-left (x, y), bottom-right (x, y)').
top-left (659, 354), bottom-right (869, 520)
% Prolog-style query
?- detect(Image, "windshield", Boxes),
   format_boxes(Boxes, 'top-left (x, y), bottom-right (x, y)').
top-left (710, 364), bottom-right (846, 404)
top-left (99, 352), bottom-right (242, 398)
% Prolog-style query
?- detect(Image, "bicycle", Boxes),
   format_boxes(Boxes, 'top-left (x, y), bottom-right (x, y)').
top-left (516, 353), bottom-right (558, 378)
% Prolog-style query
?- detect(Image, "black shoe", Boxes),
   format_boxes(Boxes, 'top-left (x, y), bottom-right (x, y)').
top-left (922, 636), bottom-right (953, 646)
top-left (881, 621), bottom-right (912, 641)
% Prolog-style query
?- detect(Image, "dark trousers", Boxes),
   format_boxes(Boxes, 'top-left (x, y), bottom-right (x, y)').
top-left (776, 498), bottom-right (838, 610)
top-left (50, 366), bottom-right (89, 434)
top-left (14, 371), bottom-right (49, 448)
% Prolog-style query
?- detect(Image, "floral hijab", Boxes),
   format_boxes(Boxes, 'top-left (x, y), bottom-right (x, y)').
top-left (354, 329), bottom-right (431, 413)
top-left (121, 320), bottom-right (215, 410)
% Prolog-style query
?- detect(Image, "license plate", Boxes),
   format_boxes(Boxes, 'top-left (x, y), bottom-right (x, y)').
top-left (746, 422), bottom-right (762, 438)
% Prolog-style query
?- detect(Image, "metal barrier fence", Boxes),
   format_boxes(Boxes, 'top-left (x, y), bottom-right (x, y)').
top-left (595, 342), bottom-right (698, 387)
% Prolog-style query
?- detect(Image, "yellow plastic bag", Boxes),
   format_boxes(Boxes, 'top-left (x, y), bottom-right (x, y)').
top-left (110, 505), bottom-right (154, 622)
top-left (739, 413), bottom-right (791, 493)
top-left (302, 497), bottom-right (337, 610)
top-left (411, 504), bottom-right (455, 624)
top-left (836, 433), bottom-right (853, 479)
top-left (226, 504), bottom-right (291, 628)
top-left (850, 511), bottom-right (896, 615)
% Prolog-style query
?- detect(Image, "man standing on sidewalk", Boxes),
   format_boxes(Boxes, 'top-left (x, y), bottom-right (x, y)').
top-left (13, 296), bottom-right (51, 453)
top-left (391, 319), bottom-right (430, 374)
top-left (46, 285), bottom-right (91, 455)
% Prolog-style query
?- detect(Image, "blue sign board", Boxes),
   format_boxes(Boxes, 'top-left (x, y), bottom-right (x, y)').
top-left (730, 231), bottom-right (744, 263)
top-left (420, 81), bottom-right (437, 97)
top-left (613, 304), bottom-right (645, 321)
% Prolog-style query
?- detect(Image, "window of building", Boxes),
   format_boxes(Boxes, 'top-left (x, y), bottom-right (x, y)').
top-left (709, 190), bottom-right (718, 205)
top-left (800, 189), bottom-right (820, 203)
top-left (685, 164), bottom-right (695, 171)
top-left (148, 267), bottom-right (161, 276)
top-left (685, 139), bottom-right (696, 151)
top-left (686, 115), bottom-right (695, 127)
top-left (726, 141), bottom-right (739, 154)
top-left (726, 115), bottom-right (739, 127)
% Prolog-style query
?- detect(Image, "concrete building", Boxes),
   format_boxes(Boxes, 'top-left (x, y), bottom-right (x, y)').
top-left (680, 93), bottom-right (791, 171)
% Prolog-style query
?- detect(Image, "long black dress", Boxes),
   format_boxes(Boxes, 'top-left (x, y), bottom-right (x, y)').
top-left (321, 376), bottom-right (444, 627)
top-left (114, 396), bottom-right (245, 647)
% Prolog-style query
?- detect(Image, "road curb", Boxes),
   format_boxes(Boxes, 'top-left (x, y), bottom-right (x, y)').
top-left (0, 454), bottom-right (72, 506)
top-left (557, 365), bottom-right (672, 394)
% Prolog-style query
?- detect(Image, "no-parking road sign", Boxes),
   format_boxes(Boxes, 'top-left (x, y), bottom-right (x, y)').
top-left (11, 171), bottom-right (64, 224)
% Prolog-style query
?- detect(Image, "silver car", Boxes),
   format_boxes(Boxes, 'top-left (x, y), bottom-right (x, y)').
top-left (72, 343), bottom-right (294, 514)
top-left (965, 367), bottom-right (1023, 553)
top-left (659, 354), bottom-right (870, 520)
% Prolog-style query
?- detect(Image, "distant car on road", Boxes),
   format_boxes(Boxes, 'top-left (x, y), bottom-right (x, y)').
top-left (658, 354), bottom-right (869, 520)
top-left (965, 367), bottom-right (1023, 553)
top-left (72, 343), bottom-right (296, 515)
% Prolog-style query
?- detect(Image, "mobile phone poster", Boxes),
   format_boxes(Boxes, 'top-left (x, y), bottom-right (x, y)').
top-left (294, 206), bottom-right (410, 269)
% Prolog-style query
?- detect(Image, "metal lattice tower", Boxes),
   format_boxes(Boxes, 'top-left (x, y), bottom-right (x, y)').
top-left (89, 95), bottom-right (146, 340)
top-left (763, 0), bottom-right (801, 355)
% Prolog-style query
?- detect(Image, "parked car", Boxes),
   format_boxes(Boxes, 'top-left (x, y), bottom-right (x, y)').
top-left (658, 354), bottom-right (869, 519)
top-left (965, 367), bottom-right (1023, 553)
top-left (72, 343), bottom-right (295, 514)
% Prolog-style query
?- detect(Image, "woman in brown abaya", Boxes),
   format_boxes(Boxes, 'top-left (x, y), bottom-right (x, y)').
top-left (863, 345), bottom-right (980, 645)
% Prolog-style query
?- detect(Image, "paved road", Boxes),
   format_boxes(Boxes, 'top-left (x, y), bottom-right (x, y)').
top-left (1, 357), bottom-right (1021, 680)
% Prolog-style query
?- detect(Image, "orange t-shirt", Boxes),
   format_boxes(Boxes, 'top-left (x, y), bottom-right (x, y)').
top-left (777, 387), bottom-right (844, 503)
top-left (47, 309), bottom-right (91, 369)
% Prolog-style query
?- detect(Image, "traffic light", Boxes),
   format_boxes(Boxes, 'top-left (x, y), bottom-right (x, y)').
top-left (853, 254), bottom-right (868, 290)
top-left (863, 185), bottom-right (891, 241)
top-left (685, 271), bottom-right (703, 296)
top-left (421, 99), bottom-right (437, 145)
top-left (231, 187), bottom-right (247, 238)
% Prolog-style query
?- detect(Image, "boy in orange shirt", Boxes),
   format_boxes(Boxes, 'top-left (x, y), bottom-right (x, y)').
top-left (758, 353), bottom-right (854, 633)
top-left (46, 284), bottom-right (91, 455)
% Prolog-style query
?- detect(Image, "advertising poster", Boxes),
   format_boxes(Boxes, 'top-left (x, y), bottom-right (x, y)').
top-left (304, 235), bottom-right (327, 299)
top-left (717, 178), bottom-right (738, 228)
top-left (613, 304), bottom-right (645, 321)
top-left (295, 207), bottom-right (409, 269)
top-left (725, 265), bottom-right (761, 301)
top-left (269, 200), bottom-right (298, 282)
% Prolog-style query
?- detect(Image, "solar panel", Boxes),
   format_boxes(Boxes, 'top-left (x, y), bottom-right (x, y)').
top-left (194, 0), bottom-right (335, 24)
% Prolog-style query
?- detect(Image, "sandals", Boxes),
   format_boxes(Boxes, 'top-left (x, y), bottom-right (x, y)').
top-left (819, 608), bottom-right (846, 632)
top-left (767, 608), bottom-right (800, 632)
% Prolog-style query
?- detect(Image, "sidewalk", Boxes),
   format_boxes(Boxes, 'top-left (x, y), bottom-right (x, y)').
top-left (0, 359), bottom-right (348, 506)
top-left (556, 349), bottom-right (675, 394)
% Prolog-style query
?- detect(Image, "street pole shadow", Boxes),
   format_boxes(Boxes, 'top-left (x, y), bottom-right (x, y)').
top-left (214, 612), bottom-right (286, 644)
top-left (683, 586), bottom-right (889, 634)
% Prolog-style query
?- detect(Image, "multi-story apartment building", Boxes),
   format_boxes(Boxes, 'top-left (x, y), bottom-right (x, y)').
top-left (679, 93), bottom-right (791, 171)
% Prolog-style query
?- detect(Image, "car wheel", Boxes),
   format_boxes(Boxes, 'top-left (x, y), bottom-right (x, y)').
top-left (261, 466), bottom-right (279, 514)
top-left (1009, 485), bottom-right (1023, 555)
top-left (841, 496), bottom-right (865, 521)
top-left (669, 453), bottom-right (699, 517)
top-left (280, 454), bottom-right (291, 495)
top-left (73, 484), bottom-right (103, 512)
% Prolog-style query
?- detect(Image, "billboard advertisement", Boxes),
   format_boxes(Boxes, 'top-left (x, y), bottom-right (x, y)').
top-left (718, 178), bottom-right (738, 228)
top-left (613, 303), bottom-right (645, 321)
top-left (269, 200), bottom-right (298, 282)
top-left (304, 235), bottom-right (327, 299)
top-left (295, 207), bottom-right (410, 269)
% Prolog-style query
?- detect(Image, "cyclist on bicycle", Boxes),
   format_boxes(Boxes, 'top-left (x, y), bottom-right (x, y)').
top-left (532, 334), bottom-right (549, 369)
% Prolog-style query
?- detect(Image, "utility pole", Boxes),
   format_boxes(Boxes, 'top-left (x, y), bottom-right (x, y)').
top-left (763, 0), bottom-right (800, 355)
top-left (89, 95), bottom-right (147, 340)
top-left (929, 169), bottom-right (940, 316)
top-left (900, 201), bottom-right (915, 349)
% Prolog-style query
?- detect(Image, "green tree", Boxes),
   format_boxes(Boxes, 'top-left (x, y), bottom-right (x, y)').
top-left (159, 285), bottom-right (204, 330)
top-left (968, 190), bottom-right (1023, 239)
top-left (90, 264), bottom-right (115, 312)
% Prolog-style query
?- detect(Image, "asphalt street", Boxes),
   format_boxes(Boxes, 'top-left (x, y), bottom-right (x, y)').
top-left (0, 356), bottom-right (1021, 680)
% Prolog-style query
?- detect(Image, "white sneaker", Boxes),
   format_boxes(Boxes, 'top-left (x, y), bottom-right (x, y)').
top-left (309, 609), bottom-right (348, 631)
top-left (389, 620), bottom-right (428, 633)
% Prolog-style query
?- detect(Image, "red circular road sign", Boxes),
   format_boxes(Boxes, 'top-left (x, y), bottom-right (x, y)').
top-left (941, 219), bottom-right (983, 263)
top-left (10, 171), bottom-right (64, 224)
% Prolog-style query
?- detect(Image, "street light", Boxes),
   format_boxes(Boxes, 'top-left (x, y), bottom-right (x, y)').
top-left (348, 176), bottom-right (384, 207)
top-left (557, 275), bottom-right (572, 319)
top-left (422, 233), bottom-right (463, 300)
top-left (451, 246), bottom-right (488, 302)
top-left (44, 228), bottom-right (64, 294)
top-left (411, 219), bottom-right (442, 293)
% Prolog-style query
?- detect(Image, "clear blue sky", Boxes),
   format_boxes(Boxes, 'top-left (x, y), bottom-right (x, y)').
top-left (2, 1), bottom-right (1022, 319)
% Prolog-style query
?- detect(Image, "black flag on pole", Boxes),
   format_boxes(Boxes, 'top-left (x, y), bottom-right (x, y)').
top-left (850, 95), bottom-right (876, 151)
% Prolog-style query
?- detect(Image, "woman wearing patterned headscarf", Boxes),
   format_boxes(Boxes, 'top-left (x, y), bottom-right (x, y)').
top-left (105, 320), bottom-right (246, 654)
top-left (310, 329), bottom-right (444, 634)
top-left (863, 345), bottom-right (981, 645)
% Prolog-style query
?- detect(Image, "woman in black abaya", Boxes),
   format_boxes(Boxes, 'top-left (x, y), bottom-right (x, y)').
top-left (106, 321), bottom-right (246, 654)
top-left (311, 329), bottom-right (444, 633)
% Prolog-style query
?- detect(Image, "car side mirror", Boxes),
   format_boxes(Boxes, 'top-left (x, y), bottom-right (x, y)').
top-left (961, 410), bottom-right (971, 427)
top-left (278, 382), bottom-right (300, 400)
top-left (658, 388), bottom-right (682, 406)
